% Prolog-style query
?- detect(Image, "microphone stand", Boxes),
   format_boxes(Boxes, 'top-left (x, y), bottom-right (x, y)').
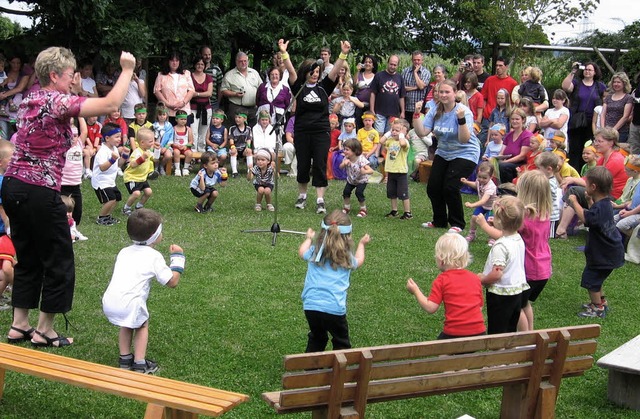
top-left (242, 84), bottom-right (305, 245)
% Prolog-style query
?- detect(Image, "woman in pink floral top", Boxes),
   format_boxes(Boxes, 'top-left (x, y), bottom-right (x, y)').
top-left (153, 51), bottom-right (195, 124)
top-left (3, 47), bottom-right (136, 348)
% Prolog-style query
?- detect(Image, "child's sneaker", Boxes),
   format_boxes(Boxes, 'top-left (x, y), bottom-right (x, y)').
top-left (96, 216), bottom-right (116, 226)
top-left (119, 354), bottom-right (134, 369)
top-left (448, 226), bottom-right (462, 234)
top-left (295, 197), bottom-right (306, 209)
top-left (75, 231), bottom-right (89, 241)
top-left (487, 239), bottom-right (496, 247)
top-left (159, 166), bottom-right (166, 176)
top-left (578, 303), bottom-right (606, 318)
top-left (581, 299), bottom-right (609, 312)
top-left (182, 168), bottom-right (190, 176)
top-left (195, 204), bottom-right (204, 213)
top-left (266, 204), bottom-right (275, 212)
top-left (174, 169), bottom-right (182, 177)
top-left (400, 211), bottom-right (413, 220)
top-left (342, 207), bottom-right (350, 214)
top-left (122, 207), bottom-right (133, 216)
top-left (465, 231), bottom-right (476, 242)
top-left (255, 204), bottom-right (262, 212)
top-left (357, 208), bottom-right (367, 218)
top-left (82, 169), bottom-right (92, 180)
top-left (203, 204), bottom-right (213, 213)
top-left (131, 359), bottom-right (159, 374)
top-left (385, 210), bottom-right (398, 218)
top-left (421, 221), bottom-right (435, 228)
top-left (316, 201), bottom-right (326, 214)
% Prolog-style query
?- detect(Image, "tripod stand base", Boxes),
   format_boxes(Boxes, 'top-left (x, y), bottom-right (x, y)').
top-left (242, 223), bottom-right (305, 246)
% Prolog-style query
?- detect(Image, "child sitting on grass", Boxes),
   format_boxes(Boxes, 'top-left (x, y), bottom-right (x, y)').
top-left (340, 139), bottom-right (373, 218)
top-left (152, 105), bottom-right (174, 176)
top-left (568, 167), bottom-right (624, 318)
top-left (482, 124), bottom-right (506, 160)
top-left (172, 110), bottom-right (194, 176)
top-left (190, 151), bottom-right (227, 213)
top-left (580, 143), bottom-right (598, 177)
top-left (122, 128), bottom-right (155, 216)
top-left (460, 161), bottom-right (498, 243)
top-left (228, 111), bottom-right (253, 177)
top-left (299, 210), bottom-right (370, 352)
top-left (612, 155), bottom-right (640, 212)
top-left (248, 148), bottom-right (275, 212)
top-left (406, 233), bottom-right (485, 339)
top-left (102, 208), bottom-right (185, 374)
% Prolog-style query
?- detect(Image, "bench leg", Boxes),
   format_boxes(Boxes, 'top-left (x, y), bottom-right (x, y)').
top-left (144, 403), bottom-right (197, 419)
top-left (535, 382), bottom-right (557, 419)
top-left (0, 367), bottom-right (5, 400)
top-left (501, 383), bottom-right (527, 418)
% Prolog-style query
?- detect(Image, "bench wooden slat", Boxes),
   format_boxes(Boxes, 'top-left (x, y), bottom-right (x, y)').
top-left (282, 340), bottom-right (597, 389)
top-left (0, 343), bottom-right (242, 402)
top-left (270, 356), bottom-right (595, 412)
top-left (0, 343), bottom-right (248, 417)
top-left (283, 325), bottom-right (600, 370)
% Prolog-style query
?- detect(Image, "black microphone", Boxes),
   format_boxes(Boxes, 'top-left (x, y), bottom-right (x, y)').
top-left (311, 59), bottom-right (324, 72)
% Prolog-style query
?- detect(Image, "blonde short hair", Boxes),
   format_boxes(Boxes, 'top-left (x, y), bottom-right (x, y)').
top-left (35, 47), bottom-right (77, 88)
top-left (435, 233), bottom-right (470, 269)
top-left (0, 139), bottom-right (14, 159)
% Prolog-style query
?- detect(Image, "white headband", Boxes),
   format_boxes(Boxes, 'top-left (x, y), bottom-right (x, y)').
top-left (133, 223), bottom-right (162, 246)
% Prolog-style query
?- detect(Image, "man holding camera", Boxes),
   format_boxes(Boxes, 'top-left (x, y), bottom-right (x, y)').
top-left (401, 51), bottom-right (431, 114)
top-left (221, 51), bottom-right (262, 127)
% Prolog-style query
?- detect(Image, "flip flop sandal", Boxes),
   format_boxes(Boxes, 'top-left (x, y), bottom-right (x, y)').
top-left (7, 326), bottom-right (35, 344)
top-left (31, 330), bottom-right (73, 348)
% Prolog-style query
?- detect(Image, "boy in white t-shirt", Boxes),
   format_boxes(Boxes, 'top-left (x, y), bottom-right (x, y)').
top-left (91, 123), bottom-right (123, 226)
top-left (102, 208), bottom-right (185, 374)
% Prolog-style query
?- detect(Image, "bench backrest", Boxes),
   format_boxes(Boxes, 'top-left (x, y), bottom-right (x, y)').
top-left (265, 324), bottom-right (600, 418)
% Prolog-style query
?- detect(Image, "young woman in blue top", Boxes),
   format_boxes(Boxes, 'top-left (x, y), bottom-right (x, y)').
top-left (413, 79), bottom-right (481, 233)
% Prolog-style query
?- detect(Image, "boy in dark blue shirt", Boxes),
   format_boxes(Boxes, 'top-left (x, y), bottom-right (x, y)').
top-left (568, 166), bottom-right (624, 318)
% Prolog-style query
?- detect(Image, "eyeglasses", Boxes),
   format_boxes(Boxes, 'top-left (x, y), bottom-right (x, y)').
top-left (62, 72), bottom-right (75, 79)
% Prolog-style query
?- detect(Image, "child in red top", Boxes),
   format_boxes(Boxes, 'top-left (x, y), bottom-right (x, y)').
top-left (406, 233), bottom-right (486, 339)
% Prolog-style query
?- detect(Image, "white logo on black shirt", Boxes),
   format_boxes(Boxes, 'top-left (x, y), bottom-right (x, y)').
top-left (303, 91), bottom-right (321, 103)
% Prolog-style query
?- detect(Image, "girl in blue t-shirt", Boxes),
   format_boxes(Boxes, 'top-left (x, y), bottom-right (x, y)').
top-left (298, 210), bottom-right (370, 352)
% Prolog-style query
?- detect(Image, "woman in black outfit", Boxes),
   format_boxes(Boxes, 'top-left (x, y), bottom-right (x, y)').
top-left (279, 38), bottom-right (351, 214)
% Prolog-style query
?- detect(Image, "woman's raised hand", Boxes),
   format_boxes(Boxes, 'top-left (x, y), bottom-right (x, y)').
top-left (120, 52), bottom-right (136, 71)
top-left (340, 40), bottom-right (351, 54)
top-left (278, 39), bottom-right (289, 53)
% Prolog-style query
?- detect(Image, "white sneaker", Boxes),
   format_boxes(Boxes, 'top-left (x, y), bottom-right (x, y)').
top-left (159, 167), bottom-right (166, 176)
top-left (117, 168), bottom-right (124, 177)
top-left (174, 169), bottom-right (182, 177)
top-left (83, 170), bottom-right (92, 180)
top-left (75, 231), bottom-right (88, 241)
top-left (182, 168), bottom-right (190, 176)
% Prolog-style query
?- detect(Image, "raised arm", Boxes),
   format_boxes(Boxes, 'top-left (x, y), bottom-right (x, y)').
top-left (79, 52), bottom-right (136, 117)
top-left (326, 41), bottom-right (351, 82)
top-left (278, 39), bottom-right (298, 86)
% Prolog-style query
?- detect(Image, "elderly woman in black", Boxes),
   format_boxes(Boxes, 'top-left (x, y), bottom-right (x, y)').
top-left (279, 38), bottom-right (351, 214)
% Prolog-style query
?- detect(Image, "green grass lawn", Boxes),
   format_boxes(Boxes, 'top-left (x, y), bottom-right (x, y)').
top-left (1, 172), bottom-right (639, 418)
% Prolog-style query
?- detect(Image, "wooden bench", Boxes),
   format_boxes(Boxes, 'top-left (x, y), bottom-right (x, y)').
top-left (0, 342), bottom-right (248, 418)
top-left (165, 151), bottom-right (202, 176)
top-left (263, 324), bottom-right (600, 418)
top-left (418, 160), bottom-right (433, 184)
top-left (597, 334), bottom-right (640, 410)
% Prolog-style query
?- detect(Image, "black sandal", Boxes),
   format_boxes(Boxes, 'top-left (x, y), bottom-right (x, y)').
top-left (7, 326), bottom-right (35, 344)
top-left (31, 330), bottom-right (73, 348)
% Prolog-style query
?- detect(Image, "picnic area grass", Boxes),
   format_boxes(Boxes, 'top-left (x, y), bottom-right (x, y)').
top-left (1, 172), bottom-right (639, 418)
